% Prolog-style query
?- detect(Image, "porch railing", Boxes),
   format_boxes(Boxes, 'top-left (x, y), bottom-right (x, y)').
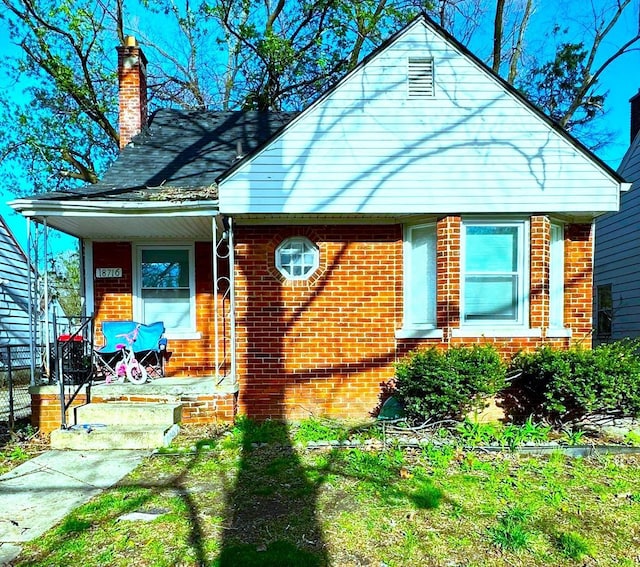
top-left (50, 315), bottom-right (95, 429)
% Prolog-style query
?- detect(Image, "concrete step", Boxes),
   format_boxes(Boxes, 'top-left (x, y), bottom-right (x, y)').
top-left (51, 424), bottom-right (180, 450)
top-left (74, 402), bottom-right (182, 426)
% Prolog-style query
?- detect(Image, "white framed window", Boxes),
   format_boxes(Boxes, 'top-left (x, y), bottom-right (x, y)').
top-left (275, 237), bottom-right (319, 280)
top-left (402, 223), bottom-right (437, 330)
top-left (134, 245), bottom-right (196, 335)
top-left (549, 223), bottom-right (565, 329)
top-left (461, 220), bottom-right (528, 326)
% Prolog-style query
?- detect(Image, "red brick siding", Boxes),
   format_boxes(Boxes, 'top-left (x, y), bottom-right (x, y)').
top-left (93, 242), bottom-right (133, 331)
top-left (564, 223), bottom-right (594, 341)
top-left (92, 241), bottom-right (220, 377)
top-left (530, 216), bottom-right (549, 331)
top-left (31, 392), bottom-right (88, 434)
top-left (234, 225), bottom-right (401, 420)
top-left (86, 218), bottom-right (594, 423)
top-left (437, 216), bottom-right (461, 337)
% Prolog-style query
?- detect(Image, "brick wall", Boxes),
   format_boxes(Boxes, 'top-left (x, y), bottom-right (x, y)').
top-left (234, 225), bottom-right (401, 420)
top-left (437, 215), bottom-right (461, 337)
top-left (30, 391), bottom-right (88, 434)
top-left (87, 217), bottom-right (594, 423)
top-left (564, 223), bottom-right (594, 340)
top-left (92, 241), bottom-right (219, 377)
top-left (530, 215), bottom-right (550, 331)
top-left (234, 219), bottom-right (594, 420)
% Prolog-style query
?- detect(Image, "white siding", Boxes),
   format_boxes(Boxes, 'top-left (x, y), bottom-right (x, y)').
top-left (220, 19), bottom-right (620, 215)
top-left (0, 217), bottom-right (32, 345)
top-left (594, 134), bottom-right (640, 342)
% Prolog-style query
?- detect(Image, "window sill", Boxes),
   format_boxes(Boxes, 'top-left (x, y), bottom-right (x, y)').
top-left (395, 328), bottom-right (444, 339)
top-left (164, 331), bottom-right (202, 340)
top-left (451, 327), bottom-right (543, 338)
top-left (546, 328), bottom-right (572, 338)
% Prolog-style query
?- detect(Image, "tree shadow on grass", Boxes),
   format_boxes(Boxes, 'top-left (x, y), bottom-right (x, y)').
top-left (217, 418), bottom-right (328, 566)
top-left (12, 421), bottom-right (455, 566)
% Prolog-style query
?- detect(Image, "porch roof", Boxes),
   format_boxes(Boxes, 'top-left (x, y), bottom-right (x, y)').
top-left (8, 198), bottom-right (219, 240)
top-left (9, 110), bottom-right (297, 240)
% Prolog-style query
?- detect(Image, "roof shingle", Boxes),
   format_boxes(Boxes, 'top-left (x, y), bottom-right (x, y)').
top-left (42, 109), bottom-right (297, 201)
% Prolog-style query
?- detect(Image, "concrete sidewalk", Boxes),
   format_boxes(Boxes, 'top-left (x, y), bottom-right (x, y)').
top-left (0, 450), bottom-right (148, 565)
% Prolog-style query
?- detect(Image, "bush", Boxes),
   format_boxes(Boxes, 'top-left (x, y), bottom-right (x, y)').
top-left (394, 345), bottom-right (506, 422)
top-left (511, 340), bottom-right (640, 420)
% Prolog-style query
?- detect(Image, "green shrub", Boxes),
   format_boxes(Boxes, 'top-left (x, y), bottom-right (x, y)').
top-left (511, 340), bottom-right (640, 420)
top-left (394, 345), bottom-right (506, 422)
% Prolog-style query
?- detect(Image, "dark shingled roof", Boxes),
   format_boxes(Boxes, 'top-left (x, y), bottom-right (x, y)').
top-left (40, 109), bottom-right (298, 201)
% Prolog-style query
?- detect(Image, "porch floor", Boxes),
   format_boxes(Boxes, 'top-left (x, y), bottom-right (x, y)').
top-left (30, 376), bottom-right (238, 398)
top-left (90, 376), bottom-right (239, 397)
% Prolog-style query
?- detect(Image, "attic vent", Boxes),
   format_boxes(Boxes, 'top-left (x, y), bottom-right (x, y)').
top-left (408, 57), bottom-right (434, 98)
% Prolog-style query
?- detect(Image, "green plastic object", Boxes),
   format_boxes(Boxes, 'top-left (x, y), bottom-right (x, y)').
top-left (378, 396), bottom-right (405, 421)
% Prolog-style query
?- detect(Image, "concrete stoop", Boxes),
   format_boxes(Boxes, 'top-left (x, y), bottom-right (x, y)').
top-left (50, 402), bottom-right (182, 450)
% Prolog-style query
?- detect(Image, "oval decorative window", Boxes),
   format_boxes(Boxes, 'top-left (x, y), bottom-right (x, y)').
top-left (275, 237), bottom-right (319, 280)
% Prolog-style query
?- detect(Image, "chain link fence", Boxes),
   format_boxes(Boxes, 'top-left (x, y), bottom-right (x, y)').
top-left (0, 344), bottom-right (34, 431)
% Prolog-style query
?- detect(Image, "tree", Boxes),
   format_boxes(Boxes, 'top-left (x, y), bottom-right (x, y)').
top-left (47, 250), bottom-right (82, 317)
top-left (0, 0), bottom-right (123, 192)
top-left (0, 0), bottom-right (430, 193)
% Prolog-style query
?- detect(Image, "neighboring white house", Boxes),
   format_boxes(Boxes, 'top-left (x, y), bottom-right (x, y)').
top-left (594, 91), bottom-right (640, 343)
top-left (0, 216), bottom-right (33, 347)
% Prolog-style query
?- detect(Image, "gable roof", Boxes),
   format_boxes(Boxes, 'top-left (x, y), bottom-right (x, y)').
top-left (217, 16), bottom-right (626, 218)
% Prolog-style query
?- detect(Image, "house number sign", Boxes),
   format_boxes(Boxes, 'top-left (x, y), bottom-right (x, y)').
top-left (95, 268), bottom-right (122, 278)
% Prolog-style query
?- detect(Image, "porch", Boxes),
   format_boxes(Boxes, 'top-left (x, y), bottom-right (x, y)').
top-left (30, 376), bottom-right (238, 436)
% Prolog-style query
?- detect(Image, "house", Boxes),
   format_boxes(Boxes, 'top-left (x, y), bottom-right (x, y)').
top-left (0, 216), bottom-right (33, 348)
top-left (593, 91), bottom-right (640, 343)
top-left (0, 216), bottom-right (70, 378)
top-left (10, 15), bottom-right (627, 429)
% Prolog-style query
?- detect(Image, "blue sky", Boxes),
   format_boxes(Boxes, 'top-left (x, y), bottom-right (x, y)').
top-left (1, 1), bottom-right (639, 254)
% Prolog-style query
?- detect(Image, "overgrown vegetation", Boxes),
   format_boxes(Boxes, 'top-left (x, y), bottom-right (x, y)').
top-left (393, 340), bottom-right (640, 425)
top-left (394, 345), bottom-right (506, 421)
top-left (512, 339), bottom-right (640, 421)
top-left (12, 420), bottom-right (640, 567)
top-left (0, 420), bottom-right (45, 474)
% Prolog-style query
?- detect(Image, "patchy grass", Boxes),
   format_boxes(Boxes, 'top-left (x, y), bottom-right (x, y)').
top-left (11, 421), bottom-right (640, 566)
top-left (0, 420), bottom-right (47, 475)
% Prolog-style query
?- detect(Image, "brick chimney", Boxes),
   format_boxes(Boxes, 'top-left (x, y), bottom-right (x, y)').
top-left (116, 36), bottom-right (148, 150)
top-left (631, 89), bottom-right (640, 144)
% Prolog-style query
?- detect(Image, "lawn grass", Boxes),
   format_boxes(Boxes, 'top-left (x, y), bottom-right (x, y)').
top-left (12, 420), bottom-right (640, 566)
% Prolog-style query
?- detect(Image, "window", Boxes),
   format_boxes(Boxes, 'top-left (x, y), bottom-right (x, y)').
top-left (462, 220), bottom-right (527, 325)
top-left (597, 284), bottom-right (613, 337)
top-left (408, 57), bottom-right (434, 98)
top-left (549, 223), bottom-right (564, 329)
top-left (135, 245), bottom-right (195, 333)
top-left (275, 237), bottom-right (319, 280)
top-left (403, 223), bottom-right (437, 329)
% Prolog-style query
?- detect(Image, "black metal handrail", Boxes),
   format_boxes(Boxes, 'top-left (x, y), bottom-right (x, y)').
top-left (52, 315), bottom-right (95, 429)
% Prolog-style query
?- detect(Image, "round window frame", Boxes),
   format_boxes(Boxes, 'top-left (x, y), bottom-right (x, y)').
top-left (275, 237), bottom-right (320, 281)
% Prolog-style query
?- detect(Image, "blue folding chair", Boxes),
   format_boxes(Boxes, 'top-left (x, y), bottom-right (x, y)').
top-left (94, 321), bottom-right (167, 382)
top-left (132, 321), bottom-right (167, 378)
